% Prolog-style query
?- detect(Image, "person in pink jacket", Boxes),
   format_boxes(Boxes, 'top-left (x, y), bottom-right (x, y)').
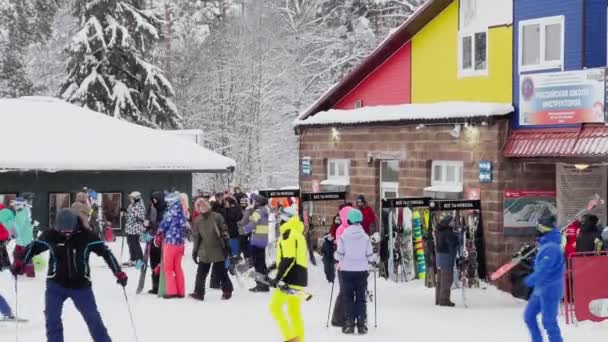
top-left (330, 205), bottom-right (353, 327)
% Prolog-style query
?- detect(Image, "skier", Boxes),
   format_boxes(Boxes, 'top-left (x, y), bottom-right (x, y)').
top-left (11, 208), bottom-right (127, 342)
top-left (355, 195), bottom-right (376, 236)
top-left (146, 191), bottom-right (166, 294)
top-left (155, 191), bottom-right (187, 299)
top-left (523, 214), bottom-right (564, 342)
top-left (268, 206), bottom-right (308, 342)
top-left (13, 197), bottom-right (35, 277)
top-left (224, 196), bottom-right (244, 261)
top-left (244, 194), bottom-right (271, 292)
top-left (124, 191), bottom-right (146, 267)
top-left (563, 220), bottom-right (580, 259)
top-left (576, 214), bottom-right (603, 253)
top-left (331, 205), bottom-right (353, 327)
top-left (71, 191), bottom-right (92, 230)
top-left (435, 215), bottom-right (459, 307)
top-left (335, 208), bottom-right (375, 335)
top-left (190, 199), bottom-right (233, 301)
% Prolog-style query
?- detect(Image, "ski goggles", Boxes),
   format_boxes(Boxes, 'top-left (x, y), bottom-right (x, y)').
top-left (536, 224), bottom-right (554, 234)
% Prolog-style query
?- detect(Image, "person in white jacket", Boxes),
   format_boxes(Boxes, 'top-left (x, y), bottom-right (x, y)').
top-left (335, 209), bottom-right (376, 335)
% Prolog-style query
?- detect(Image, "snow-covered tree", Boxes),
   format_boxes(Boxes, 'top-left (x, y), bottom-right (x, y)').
top-left (60, 0), bottom-right (181, 128)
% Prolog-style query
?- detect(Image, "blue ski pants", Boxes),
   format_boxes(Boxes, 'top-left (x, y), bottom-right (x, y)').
top-left (0, 292), bottom-right (12, 317)
top-left (524, 292), bottom-right (563, 342)
top-left (45, 281), bottom-right (111, 342)
top-left (340, 271), bottom-right (368, 323)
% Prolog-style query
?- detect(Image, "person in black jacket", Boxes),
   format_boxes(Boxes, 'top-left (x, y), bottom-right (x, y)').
top-left (434, 215), bottom-right (459, 307)
top-left (12, 209), bottom-right (127, 342)
top-left (146, 191), bottom-right (167, 294)
top-left (576, 214), bottom-right (602, 253)
top-left (224, 197), bottom-right (244, 260)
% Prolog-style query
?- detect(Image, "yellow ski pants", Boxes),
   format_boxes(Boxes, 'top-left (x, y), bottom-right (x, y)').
top-left (269, 288), bottom-right (304, 342)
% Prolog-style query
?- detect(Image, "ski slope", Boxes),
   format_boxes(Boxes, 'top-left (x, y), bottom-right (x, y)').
top-left (1, 242), bottom-right (606, 341)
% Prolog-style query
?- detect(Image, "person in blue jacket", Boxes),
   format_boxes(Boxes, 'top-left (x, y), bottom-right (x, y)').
top-left (523, 213), bottom-right (564, 342)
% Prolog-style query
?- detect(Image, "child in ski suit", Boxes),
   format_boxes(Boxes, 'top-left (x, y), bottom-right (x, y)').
top-left (13, 198), bottom-right (35, 277)
top-left (156, 192), bottom-right (187, 299)
top-left (269, 207), bottom-right (308, 342)
top-left (335, 209), bottom-right (376, 335)
top-left (11, 208), bottom-right (127, 342)
top-left (524, 214), bottom-right (564, 342)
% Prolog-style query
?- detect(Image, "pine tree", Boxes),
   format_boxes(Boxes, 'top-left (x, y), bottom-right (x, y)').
top-left (61, 0), bottom-right (181, 128)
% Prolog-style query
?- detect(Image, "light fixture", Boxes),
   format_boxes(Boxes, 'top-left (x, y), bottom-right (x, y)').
top-left (450, 124), bottom-right (461, 138)
top-left (416, 124), bottom-right (425, 130)
top-left (481, 121), bottom-right (488, 127)
top-left (331, 127), bottom-right (340, 143)
top-left (574, 164), bottom-right (590, 171)
top-left (464, 122), bottom-right (469, 128)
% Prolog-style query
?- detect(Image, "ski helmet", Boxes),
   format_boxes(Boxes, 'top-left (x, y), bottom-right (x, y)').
top-left (54, 209), bottom-right (79, 234)
top-left (279, 206), bottom-right (297, 222)
top-left (88, 189), bottom-right (98, 199)
top-left (537, 213), bottom-right (557, 235)
top-left (347, 209), bottom-right (364, 224)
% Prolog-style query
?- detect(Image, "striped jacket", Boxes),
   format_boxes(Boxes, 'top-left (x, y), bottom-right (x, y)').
top-left (244, 206), bottom-right (270, 248)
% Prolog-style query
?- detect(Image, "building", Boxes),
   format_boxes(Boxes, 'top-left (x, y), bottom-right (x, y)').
top-left (0, 97), bottom-right (235, 229)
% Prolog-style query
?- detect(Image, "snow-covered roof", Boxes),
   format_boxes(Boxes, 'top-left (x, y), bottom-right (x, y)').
top-left (293, 102), bottom-right (514, 128)
top-left (0, 97), bottom-right (236, 173)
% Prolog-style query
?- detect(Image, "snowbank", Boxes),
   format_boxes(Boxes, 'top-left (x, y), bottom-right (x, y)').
top-left (294, 102), bottom-right (514, 128)
top-left (0, 97), bottom-right (235, 172)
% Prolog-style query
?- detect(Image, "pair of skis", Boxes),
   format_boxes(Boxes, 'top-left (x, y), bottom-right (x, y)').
top-left (490, 194), bottom-right (603, 281)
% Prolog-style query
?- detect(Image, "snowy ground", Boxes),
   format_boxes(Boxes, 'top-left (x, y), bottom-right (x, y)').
top-left (1, 241), bottom-right (606, 342)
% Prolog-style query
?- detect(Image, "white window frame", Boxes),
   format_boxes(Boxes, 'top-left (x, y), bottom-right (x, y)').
top-left (431, 161), bottom-right (464, 188)
top-left (458, 29), bottom-right (489, 78)
top-left (518, 15), bottom-right (565, 73)
top-left (327, 159), bottom-right (350, 181)
top-left (380, 160), bottom-right (399, 200)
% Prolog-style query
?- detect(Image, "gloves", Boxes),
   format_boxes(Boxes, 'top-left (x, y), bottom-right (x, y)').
top-left (10, 260), bottom-right (23, 276)
top-left (141, 232), bottom-right (154, 243)
top-left (153, 233), bottom-right (163, 247)
top-left (192, 252), bottom-right (199, 264)
top-left (115, 271), bottom-right (128, 287)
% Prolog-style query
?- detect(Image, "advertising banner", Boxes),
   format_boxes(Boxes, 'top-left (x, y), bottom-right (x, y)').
top-left (519, 68), bottom-right (606, 126)
top-left (504, 190), bottom-right (557, 236)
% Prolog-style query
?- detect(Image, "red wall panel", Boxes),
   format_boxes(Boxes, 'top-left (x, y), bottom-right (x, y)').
top-left (334, 42), bottom-right (411, 110)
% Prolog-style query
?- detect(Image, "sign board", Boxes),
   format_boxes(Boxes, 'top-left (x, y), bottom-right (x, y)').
top-left (382, 197), bottom-right (431, 208)
top-left (258, 189), bottom-right (300, 199)
top-left (504, 190), bottom-right (557, 236)
top-left (301, 192), bottom-right (346, 202)
top-left (430, 200), bottom-right (481, 211)
top-left (301, 157), bottom-right (312, 177)
top-left (479, 160), bottom-right (492, 183)
top-left (519, 68), bottom-right (606, 126)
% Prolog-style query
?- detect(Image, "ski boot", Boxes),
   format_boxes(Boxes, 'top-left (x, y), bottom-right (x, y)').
top-left (189, 292), bottom-right (205, 301)
top-left (357, 319), bottom-right (368, 335)
top-left (342, 321), bottom-right (355, 334)
top-left (249, 284), bottom-right (270, 293)
top-left (221, 291), bottom-right (232, 300)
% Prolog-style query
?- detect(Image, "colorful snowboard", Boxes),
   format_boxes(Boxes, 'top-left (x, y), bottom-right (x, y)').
top-left (402, 208), bottom-right (415, 281)
top-left (412, 211), bottom-right (426, 280)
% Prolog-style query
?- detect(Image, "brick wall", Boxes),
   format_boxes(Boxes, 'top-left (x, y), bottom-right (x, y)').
top-left (298, 118), bottom-right (557, 291)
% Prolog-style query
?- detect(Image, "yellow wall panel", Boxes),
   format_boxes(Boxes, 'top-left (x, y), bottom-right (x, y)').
top-left (412, 1), bottom-right (512, 103)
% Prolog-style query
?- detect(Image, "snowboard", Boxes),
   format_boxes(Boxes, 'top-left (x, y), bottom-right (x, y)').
top-left (412, 211), bottom-right (426, 280)
top-left (401, 207), bottom-right (415, 281)
top-left (0, 317), bottom-right (28, 323)
top-left (136, 238), bottom-right (152, 294)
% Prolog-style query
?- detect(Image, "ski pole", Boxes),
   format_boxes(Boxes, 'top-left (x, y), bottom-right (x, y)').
top-left (325, 276), bottom-right (336, 328)
top-left (122, 288), bottom-right (139, 342)
top-left (14, 276), bottom-right (19, 342)
top-left (373, 266), bottom-right (377, 329)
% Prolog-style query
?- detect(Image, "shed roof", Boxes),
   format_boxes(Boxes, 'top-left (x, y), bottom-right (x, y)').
top-left (0, 97), bottom-right (236, 173)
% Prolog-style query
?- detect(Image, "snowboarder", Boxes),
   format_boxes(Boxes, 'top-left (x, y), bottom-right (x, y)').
top-left (11, 208), bottom-right (127, 342)
top-left (124, 191), bottom-right (146, 267)
top-left (244, 194), bottom-right (271, 292)
top-left (155, 191), bottom-right (187, 299)
top-left (13, 197), bottom-right (35, 277)
top-left (335, 208), bottom-right (376, 335)
top-left (576, 214), bottom-right (603, 253)
top-left (435, 215), bottom-right (459, 307)
top-left (355, 195), bottom-right (376, 236)
top-left (190, 199), bottom-right (233, 301)
top-left (268, 206), bottom-right (308, 342)
top-left (523, 213), bottom-right (564, 342)
top-left (71, 191), bottom-right (92, 230)
top-left (331, 205), bottom-right (353, 327)
top-left (146, 191), bottom-right (166, 294)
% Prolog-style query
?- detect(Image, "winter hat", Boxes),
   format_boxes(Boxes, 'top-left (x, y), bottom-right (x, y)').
top-left (347, 209), bottom-right (364, 224)
top-left (280, 206), bottom-right (298, 222)
top-left (55, 209), bottom-right (79, 233)
top-left (581, 214), bottom-right (599, 228)
top-left (256, 195), bottom-right (269, 207)
top-left (87, 189), bottom-right (98, 199)
top-left (165, 191), bottom-right (181, 205)
top-left (356, 195), bottom-right (366, 204)
top-left (129, 191), bottom-right (142, 200)
top-left (439, 215), bottom-right (454, 229)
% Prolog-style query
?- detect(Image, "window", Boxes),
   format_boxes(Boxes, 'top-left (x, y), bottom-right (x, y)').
top-left (327, 159), bottom-right (349, 181)
top-left (49, 193), bottom-right (71, 230)
top-left (519, 16), bottom-right (564, 72)
top-left (459, 31), bottom-right (487, 77)
top-left (431, 161), bottom-right (464, 188)
top-left (381, 160), bottom-right (399, 200)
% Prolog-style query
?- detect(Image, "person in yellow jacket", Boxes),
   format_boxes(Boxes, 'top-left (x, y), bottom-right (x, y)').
top-left (268, 206), bottom-right (308, 342)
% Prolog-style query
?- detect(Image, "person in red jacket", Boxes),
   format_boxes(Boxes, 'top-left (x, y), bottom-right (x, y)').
top-left (355, 195), bottom-right (376, 236)
top-left (564, 220), bottom-right (580, 259)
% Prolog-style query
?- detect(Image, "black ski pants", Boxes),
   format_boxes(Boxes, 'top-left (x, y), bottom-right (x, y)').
top-left (251, 246), bottom-right (268, 289)
top-left (150, 244), bottom-right (161, 292)
top-left (127, 234), bottom-right (143, 261)
top-left (194, 262), bottom-right (233, 295)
